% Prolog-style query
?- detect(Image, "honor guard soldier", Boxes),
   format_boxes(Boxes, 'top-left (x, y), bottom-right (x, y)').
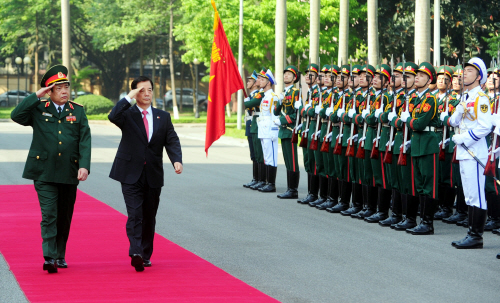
top-left (243, 71), bottom-right (261, 189)
top-left (275, 66), bottom-right (301, 199)
top-left (297, 63), bottom-right (321, 204)
top-left (443, 58), bottom-right (492, 248)
top-left (399, 62), bottom-right (439, 235)
top-left (257, 69), bottom-right (280, 192)
top-left (244, 69), bottom-right (266, 190)
top-left (10, 65), bottom-right (92, 273)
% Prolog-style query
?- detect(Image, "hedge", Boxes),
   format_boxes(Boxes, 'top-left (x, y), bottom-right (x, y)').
top-left (74, 95), bottom-right (114, 115)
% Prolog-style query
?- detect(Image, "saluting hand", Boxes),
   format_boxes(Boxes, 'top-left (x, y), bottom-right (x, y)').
top-left (78, 168), bottom-right (89, 181)
top-left (36, 84), bottom-right (55, 98)
top-left (174, 162), bottom-right (183, 174)
top-left (127, 86), bottom-right (144, 100)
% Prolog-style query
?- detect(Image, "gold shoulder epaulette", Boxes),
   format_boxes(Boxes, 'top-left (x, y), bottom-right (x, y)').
top-left (69, 100), bottom-right (83, 107)
top-left (478, 91), bottom-right (487, 97)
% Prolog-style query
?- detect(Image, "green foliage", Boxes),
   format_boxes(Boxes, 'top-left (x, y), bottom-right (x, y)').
top-left (74, 94), bottom-right (114, 115)
top-left (72, 66), bottom-right (100, 94)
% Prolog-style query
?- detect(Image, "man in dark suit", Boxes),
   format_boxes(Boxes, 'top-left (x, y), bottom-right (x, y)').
top-left (108, 76), bottom-right (183, 272)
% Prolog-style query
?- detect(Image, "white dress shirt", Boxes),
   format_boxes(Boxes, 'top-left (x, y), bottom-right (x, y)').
top-left (125, 95), bottom-right (153, 141)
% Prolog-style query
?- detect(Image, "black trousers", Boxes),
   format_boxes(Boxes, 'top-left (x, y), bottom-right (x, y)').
top-left (121, 167), bottom-right (161, 260)
top-left (246, 119), bottom-right (255, 161)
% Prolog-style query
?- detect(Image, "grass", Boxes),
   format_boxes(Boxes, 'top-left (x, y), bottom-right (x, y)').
top-left (0, 107), bottom-right (14, 119)
top-left (223, 125), bottom-right (247, 139)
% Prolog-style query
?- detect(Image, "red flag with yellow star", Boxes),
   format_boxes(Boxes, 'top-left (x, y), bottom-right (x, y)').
top-left (205, 0), bottom-right (244, 156)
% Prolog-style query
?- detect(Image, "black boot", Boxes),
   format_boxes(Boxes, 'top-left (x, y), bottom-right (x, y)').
top-left (434, 185), bottom-right (455, 219)
top-left (393, 194), bottom-right (418, 231)
top-left (310, 176), bottom-right (328, 207)
top-left (327, 180), bottom-right (351, 213)
top-left (443, 187), bottom-right (468, 223)
top-left (341, 183), bottom-right (363, 215)
top-left (453, 206), bottom-right (488, 249)
top-left (259, 165), bottom-right (277, 192)
top-left (244, 161), bottom-right (259, 188)
top-left (277, 170), bottom-right (291, 198)
top-left (351, 184), bottom-right (369, 218)
top-left (407, 195), bottom-right (434, 235)
top-left (484, 192), bottom-right (500, 231)
top-left (278, 171), bottom-right (299, 199)
top-left (357, 185), bottom-right (377, 219)
top-left (365, 188), bottom-right (391, 223)
top-left (297, 173), bottom-right (312, 204)
top-left (298, 173), bottom-right (319, 204)
top-left (250, 163), bottom-right (266, 190)
top-left (380, 189), bottom-right (402, 226)
top-left (317, 177), bottom-right (337, 210)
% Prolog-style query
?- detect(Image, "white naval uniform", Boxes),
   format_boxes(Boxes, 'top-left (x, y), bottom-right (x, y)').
top-left (257, 89), bottom-right (279, 167)
top-left (448, 85), bottom-right (492, 209)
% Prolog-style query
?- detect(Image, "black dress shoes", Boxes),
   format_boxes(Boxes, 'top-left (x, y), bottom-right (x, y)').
top-left (131, 254), bottom-right (144, 272)
top-left (43, 258), bottom-right (57, 273)
top-left (56, 258), bottom-right (68, 268)
top-left (144, 260), bottom-right (152, 267)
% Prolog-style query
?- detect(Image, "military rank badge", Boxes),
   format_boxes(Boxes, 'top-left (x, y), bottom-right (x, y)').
top-left (480, 104), bottom-right (488, 113)
top-left (66, 116), bottom-right (77, 122)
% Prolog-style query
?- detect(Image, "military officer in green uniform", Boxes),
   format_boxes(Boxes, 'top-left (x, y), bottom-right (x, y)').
top-left (275, 65), bottom-right (301, 199)
top-left (10, 65), bottom-right (91, 273)
top-left (399, 62), bottom-right (439, 235)
top-left (244, 68), bottom-right (266, 190)
top-left (297, 63), bottom-right (321, 204)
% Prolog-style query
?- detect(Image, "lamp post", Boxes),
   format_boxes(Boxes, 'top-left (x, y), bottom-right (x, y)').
top-left (24, 56), bottom-right (31, 93)
top-left (5, 58), bottom-right (11, 105)
top-left (160, 57), bottom-right (168, 111)
top-left (15, 57), bottom-right (22, 105)
top-left (193, 58), bottom-right (200, 118)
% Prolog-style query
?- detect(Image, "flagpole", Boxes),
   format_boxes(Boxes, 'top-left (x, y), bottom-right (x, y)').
top-left (236, 0), bottom-right (244, 130)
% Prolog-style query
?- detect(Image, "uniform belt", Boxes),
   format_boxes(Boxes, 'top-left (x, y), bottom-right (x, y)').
top-left (332, 123), bottom-right (341, 127)
top-left (368, 125), bottom-right (377, 129)
top-left (321, 118), bottom-right (329, 123)
top-left (419, 126), bottom-right (436, 132)
top-left (311, 117), bottom-right (317, 121)
top-left (434, 127), bottom-right (443, 133)
top-left (382, 123), bottom-right (390, 128)
top-left (252, 112), bottom-right (260, 116)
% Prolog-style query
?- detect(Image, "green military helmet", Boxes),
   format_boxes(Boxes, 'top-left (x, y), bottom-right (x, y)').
top-left (284, 65), bottom-right (300, 83)
top-left (330, 64), bottom-right (340, 75)
top-left (488, 67), bottom-right (493, 75)
top-left (305, 63), bottom-right (319, 75)
top-left (453, 65), bottom-right (463, 77)
top-left (376, 64), bottom-right (391, 81)
top-left (394, 62), bottom-right (404, 74)
top-left (352, 64), bottom-right (362, 74)
top-left (417, 62), bottom-right (437, 84)
top-left (321, 64), bottom-right (330, 73)
top-left (362, 64), bottom-right (376, 77)
top-left (436, 65), bottom-right (454, 79)
top-left (40, 65), bottom-right (70, 88)
top-left (403, 62), bottom-right (419, 75)
top-left (340, 64), bottom-right (350, 76)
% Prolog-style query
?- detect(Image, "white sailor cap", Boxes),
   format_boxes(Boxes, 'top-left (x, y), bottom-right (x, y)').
top-left (464, 57), bottom-right (487, 85)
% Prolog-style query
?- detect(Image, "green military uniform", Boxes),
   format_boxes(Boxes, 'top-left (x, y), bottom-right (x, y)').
top-left (402, 62), bottom-right (439, 235)
top-left (10, 65), bottom-right (91, 270)
top-left (275, 65), bottom-right (301, 199)
top-left (244, 68), bottom-right (266, 190)
top-left (243, 71), bottom-right (260, 189)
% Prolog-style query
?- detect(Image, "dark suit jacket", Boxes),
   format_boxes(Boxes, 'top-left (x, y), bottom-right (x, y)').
top-left (108, 99), bottom-right (182, 188)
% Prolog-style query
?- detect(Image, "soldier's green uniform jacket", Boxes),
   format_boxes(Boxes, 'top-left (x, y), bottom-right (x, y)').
top-left (274, 85), bottom-right (299, 139)
top-left (339, 89), bottom-right (355, 147)
top-left (404, 88), bottom-right (440, 156)
top-left (299, 85), bottom-right (320, 133)
top-left (382, 88), bottom-right (406, 154)
top-left (437, 92), bottom-right (460, 153)
top-left (318, 87), bottom-right (335, 141)
top-left (363, 89), bottom-right (386, 150)
top-left (11, 93), bottom-right (91, 185)
top-left (329, 88), bottom-right (348, 147)
top-left (389, 89), bottom-right (418, 154)
top-left (367, 90), bottom-right (390, 151)
top-left (244, 90), bottom-right (263, 134)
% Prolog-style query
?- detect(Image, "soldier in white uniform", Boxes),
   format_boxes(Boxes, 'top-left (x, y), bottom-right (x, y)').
top-left (257, 69), bottom-right (280, 192)
top-left (441, 57), bottom-right (492, 249)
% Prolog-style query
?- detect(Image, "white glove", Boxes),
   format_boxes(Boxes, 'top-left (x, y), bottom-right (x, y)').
top-left (492, 146), bottom-right (500, 158)
top-left (244, 97), bottom-right (250, 102)
top-left (361, 109), bottom-right (370, 118)
top-left (336, 133), bottom-right (343, 139)
top-left (375, 108), bottom-right (383, 118)
top-left (452, 134), bottom-right (464, 146)
top-left (294, 100), bottom-right (302, 108)
top-left (440, 112), bottom-right (449, 122)
top-left (348, 109), bottom-right (356, 118)
top-left (404, 140), bottom-right (411, 149)
top-left (296, 123), bottom-right (303, 130)
top-left (305, 103), bottom-right (311, 110)
top-left (494, 125), bottom-right (500, 136)
top-left (455, 104), bottom-right (465, 115)
top-left (351, 134), bottom-right (359, 142)
top-left (279, 93), bottom-right (285, 102)
top-left (372, 136), bottom-right (380, 143)
top-left (303, 128), bottom-right (310, 134)
top-left (315, 106), bottom-right (321, 114)
top-left (337, 108), bottom-right (345, 118)
top-left (443, 138), bottom-right (450, 147)
top-left (491, 113), bottom-right (500, 126)
top-left (359, 136), bottom-right (366, 142)
top-left (388, 112), bottom-right (396, 121)
top-left (400, 111), bottom-right (410, 121)
top-left (326, 132), bottom-right (333, 140)
top-left (325, 107), bottom-right (333, 116)
top-left (273, 119), bottom-right (281, 126)
top-left (315, 130), bottom-right (321, 137)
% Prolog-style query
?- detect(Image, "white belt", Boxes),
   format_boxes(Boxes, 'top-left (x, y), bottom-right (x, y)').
top-left (252, 112), bottom-right (260, 116)
top-left (420, 126), bottom-right (436, 132)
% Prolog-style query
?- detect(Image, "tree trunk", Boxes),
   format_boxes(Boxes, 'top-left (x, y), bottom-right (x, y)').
top-left (169, 0), bottom-right (179, 119)
top-left (367, 0), bottom-right (378, 65)
top-left (140, 36), bottom-right (144, 75)
top-left (275, 0), bottom-right (286, 94)
top-left (189, 63), bottom-right (196, 113)
top-left (309, 0), bottom-right (320, 63)
top-left (152, 36), bottom-right (157, 107)
top-left (179, 62), bottom-right (184, 111)
top-left (415, 0), bottom-right (430, 63)
top-left (338, 0), bottom-right (349, 64)
top-left (34, 12), bottom-right (39, 90)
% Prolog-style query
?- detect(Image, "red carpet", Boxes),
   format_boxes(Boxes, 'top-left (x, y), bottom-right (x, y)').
top-left (0, 185), bottom-right (278, 302)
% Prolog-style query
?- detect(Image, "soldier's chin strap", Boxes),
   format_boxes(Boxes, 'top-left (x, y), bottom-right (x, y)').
top-left (464, 72), bottom-right (480, 87)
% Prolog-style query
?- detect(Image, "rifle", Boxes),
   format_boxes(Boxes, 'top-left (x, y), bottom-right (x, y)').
top-left (320, 62), bottom-right (337, 153)
top-left (309, 57), bottom-right (323, 151)
top-left (484, 64), bottom-right (499, 177)
top-left (383, 55), bottom-right (396, 164)
top-left (345, 59), bottom-right (357, 157)
top-left (397, 54), bottom-right (409, 166)
top-left (370, 60), bottom-right (385, 159)
top-left (356, 86), bottom-right (372, 159)
top-left (438, 78), bottom-right (452, 161)
top-left (451, 57), bottom-right (464, 165)
top-left (291, 73), bottom-right (302, 144)
top-left (333, 60), bottom-right (346, 155)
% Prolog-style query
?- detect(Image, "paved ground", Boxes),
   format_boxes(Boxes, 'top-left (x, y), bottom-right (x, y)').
top-left (1, 120), bottom-right (500, 303)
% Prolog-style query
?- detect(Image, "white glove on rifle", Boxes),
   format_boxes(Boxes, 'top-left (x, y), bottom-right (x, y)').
top-left (404, 140), bottom-right (411, 149)
top-left (375, 108), bottom-right (383, 119)
top-left (279, 93), bottom-right (285, 103)
top-left (244, 97), bottom-right (250, 102)
top-left (325, 107), bottom-right (333, 116)
top-left (359, 136), bottom-right (366, 142)
top-left (273, 119), bottom-right (281, 126)
top-left (336, 133), bottom-right (343, 139)
top-left (294, 100), bottom-right (302, 108)
top-left (452, 133), bottom-right (465, 146)
top-left (337, 108), bottom-right (345, 118)
top-left (348, 109), bottom-right (356, 118)
top-left (388, 112), bottom-right (396, 122)
top-left (351, 134), bottom-right (359, 142)
top-left (372, 136), bottom-right (380, 143)
top-left (440, 112), bottom-right (449, 122)
top-left (361, 109), bottom-right (370, 119)
top-left (400, 111), bottom-right (410, 121)
top-left (495, 125), bottom-right (500, 136)
top-left (455, 104), bottom-right (465, 115)
top-left (296, 123), bottom-right (303, 130)
top-left (326, 132), bottom-right (333, 141)
top-left (305, 103), bottom-right (311, 110)
top-left (303, 128), bottom-right (310, 134)
top-left (443, 138), bottom-right (450, 147)
top-left (315, 130), bottom-right (321, 138)
top-left (315, 106), bottom-right (321, 114)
